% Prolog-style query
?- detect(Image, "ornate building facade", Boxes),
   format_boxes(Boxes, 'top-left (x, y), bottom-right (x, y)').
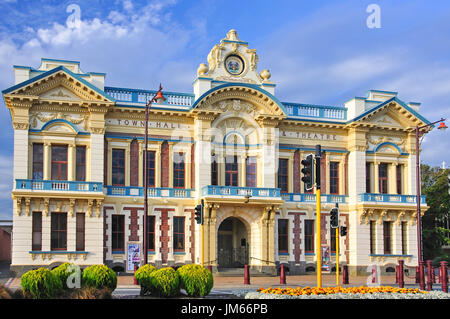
top-left (3, 30), bottom-right (429, 275)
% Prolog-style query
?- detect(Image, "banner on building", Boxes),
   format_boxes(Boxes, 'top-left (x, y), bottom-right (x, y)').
top-left (321, 245), bottom-right (330, 272)
top-left (126, 242), bottom-right (141, 272)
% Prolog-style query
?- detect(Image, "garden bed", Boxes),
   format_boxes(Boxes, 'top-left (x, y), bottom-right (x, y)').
top-left (245, 286), bottom-right (450, 299)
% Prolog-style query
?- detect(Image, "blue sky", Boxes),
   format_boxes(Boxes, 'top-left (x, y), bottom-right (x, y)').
top-left (0, 0), bottom-right (449, 219)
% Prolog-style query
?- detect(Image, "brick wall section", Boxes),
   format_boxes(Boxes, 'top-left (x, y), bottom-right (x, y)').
top-left (127, 208), bottom-right (140, 241)
top-left (129, 139), bottom-right (139, 186)
top-left (155, 208), bottom-right (173, 263)
top-left (288, 212), bottom-right (305, 263)
top-left (320, 153), bottom-right (326, 193)
top-left (161, 141), bottom-right (169, 187)
top-left (0, 228), bottom-right (11, 261)
top-left (185, 209), bottom-right (195, 263)
top-left (103, 206), bottom-right (114, 261)
top-left (293, 150), bottom-right (300, 193)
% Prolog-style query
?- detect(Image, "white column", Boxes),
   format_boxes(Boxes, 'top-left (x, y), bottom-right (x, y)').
top-left (90, 134), bottom-right (104, 182)
top-left (13, 129), bottom-right (29, 181)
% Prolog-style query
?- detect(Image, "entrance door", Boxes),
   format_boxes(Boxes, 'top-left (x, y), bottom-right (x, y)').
top-left (217, 217), bottom-right (248, 268)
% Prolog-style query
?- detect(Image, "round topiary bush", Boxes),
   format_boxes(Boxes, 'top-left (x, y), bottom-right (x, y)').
top-left (82, 265), bottom-right (117, 291)
top-left (52, 263), bottom-right (78, 290)
top-left (149, 267), bottom-right (180, 297)
top-left (177, 264), bottom-right (214, 297)
top-left (134, 264), bottom-right (157, 291)
top-left (21, 268), bottom-right (63, 299)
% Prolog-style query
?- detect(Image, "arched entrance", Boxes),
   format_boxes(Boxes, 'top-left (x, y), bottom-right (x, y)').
top-left (217, 217), bottom-right (249, 268)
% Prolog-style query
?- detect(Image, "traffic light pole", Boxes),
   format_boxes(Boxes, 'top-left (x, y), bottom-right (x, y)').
top-left (336, 227), bottom-right (339, 286)
top-left (315, 145), bottom-right (322, 288)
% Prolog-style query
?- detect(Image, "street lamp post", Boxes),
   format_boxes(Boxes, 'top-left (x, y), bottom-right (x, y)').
top-left (415, 118), bottom-right (447, 289)
top-left (143, 84), bottom-right (165, 266)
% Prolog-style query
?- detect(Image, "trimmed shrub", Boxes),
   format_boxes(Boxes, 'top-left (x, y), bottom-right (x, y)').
top-left (134, 264), bottom-right (157, 290)
top-left (149, 267), bottom-right (180, 297)
top-left (21, 268), bottom-right (63, 299)
top-left (177, 264), bottom-right (214, 297)
top-left (52, 263), bottom-right (78, 289)
top-left (82, 265), bottom-right (117, 291)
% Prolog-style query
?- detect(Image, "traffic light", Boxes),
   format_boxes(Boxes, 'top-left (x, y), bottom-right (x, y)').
top-left (301, 154), bottom-right (315, 191)
top-left (330, 207), bottom-right (339, 228)
top-left (340, 226), bottom-right (347, 237)
top-left (194, 200), bottom-right (204, 225)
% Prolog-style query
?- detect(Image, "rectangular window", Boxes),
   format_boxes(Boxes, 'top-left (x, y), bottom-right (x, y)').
top-left (211, 155), bottom-right (218, 186)
top-left (51, 213), bottom-right (67, 251)
top-left (143, 151), bottom-right (156, 187)
top-left (278, 158), bottom-right (289, 193)
top-left (396, 164), bottom-right (403, 195)
top-left (173, 216), bottom-right (185, 252)
top-left (383, 221), bottom-right (392, 254)
top-left (331, 226), bottom-right (337, 253)
top-left (76, 146), bottom-right (86, 181)
top-left (32, 212), bottom-right (42, 251)
top-left (401, 221), bottom-right (407, 255)
top-left (112, 149), bottom-right (125, 186)
top-left (366, 162), bottom-right (371, 193)
top-left (304, 220), bottom-right (314, 253)
top-left (225, 156), bottom-right (238, 187)
top-left (112, 214), bottom-right (125, 251)
top-left (32, 143), bottom-right (44, 180)
top-left (278, 219), bottom-right (289, 253)
top-left (147, 215), bottom-right (155, 252)
top-left (173, 152), bottom-right (185, 188)
top-left (378, 163), bottom-right (388, 194)
top-left (246, 156), bottom-right (257, 187)
top-left (51, 145), bottom-right (68, 180)
top-left (329, 162), bottom-right (339, 194)
top-left (76, 213), bottom-right (85, 251)
top-left (370, 221), bottom-right (376, 254)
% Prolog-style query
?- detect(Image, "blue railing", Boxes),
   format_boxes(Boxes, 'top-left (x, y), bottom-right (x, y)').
top-left (283, 102), bottom-right (347, 121)
top-left (280, 193), bottom-right (347, 203)
top-left (16, 179), bottom-right (102, 192)
top-left (202, 185), bottom-right (281, 198)
top-left (104, 87), bottom-right (194, 107)
top-left (106, 186), bottom-right (194, 198)
top-left (359, 193), bottom-right (426, 205)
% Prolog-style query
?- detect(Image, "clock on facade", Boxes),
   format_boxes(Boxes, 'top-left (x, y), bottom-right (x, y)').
top-left (225, 55), bottom-right (245, 76)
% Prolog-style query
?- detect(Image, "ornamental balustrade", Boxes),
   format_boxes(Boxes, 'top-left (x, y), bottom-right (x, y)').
top-left (202, 185), bottom-right (281, 198)
top-left (359, 193), bottom-right (427, 205)
top-left (104, 87), bottom-right (194, 107)
top-left (106, 186), bottom-right (194, 198)
top-left (16, 179), bottom-right (102, 192)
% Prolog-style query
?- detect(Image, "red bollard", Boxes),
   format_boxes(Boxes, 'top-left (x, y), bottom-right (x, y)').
top-left (426, 260), bottom-right (433, 291)
top-left (207, 265), bottom-right (213, 273)
top-left (280, 264), bottom-right (286, 285)
top-left (395, 265), bottom-right (399, 284)
top-left (415, 266), bottom-right (420, 283)
top-left (419, 261), bottom-right (425, 290)
top-left (244, 264), bottom-right (250, 285)
top-left (398, 260), bottom-right (404, 288)
top-left (441, 261), bottom-right (448, 293)
top-left (133, 264), bottom-right (139, 285)
top-left (342, 265), bottom-right (349, 285)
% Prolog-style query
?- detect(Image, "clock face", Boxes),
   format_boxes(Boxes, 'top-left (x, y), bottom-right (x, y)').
top-left (225, 55), bottom-right (244, 75)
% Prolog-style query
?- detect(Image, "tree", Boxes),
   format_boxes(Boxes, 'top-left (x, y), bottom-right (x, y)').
top-left (421, 164), bottom-right (450, 262)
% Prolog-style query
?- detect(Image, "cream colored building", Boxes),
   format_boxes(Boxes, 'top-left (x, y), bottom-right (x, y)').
top-left (3, 30), bottom-right (429, 276)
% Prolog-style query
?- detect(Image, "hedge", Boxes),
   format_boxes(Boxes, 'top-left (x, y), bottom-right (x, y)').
top-left (149, 267), bottom-right (180, 297)
top-left (82, 265), bottom-right (117, 291)
top-left (21, 268), bottom-right (63, 299)
top-left (177, 264), bottom-right (214, 297)
top-left (134, 264), bottom-right (157, 292)
top-left (51, 263), bottom-right (78, 290)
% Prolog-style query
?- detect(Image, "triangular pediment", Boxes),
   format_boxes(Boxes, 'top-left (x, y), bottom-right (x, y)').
top-left (3, 66), bottom-right (114, 104)
top-left (349, 98), bottom-right (430, 130)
